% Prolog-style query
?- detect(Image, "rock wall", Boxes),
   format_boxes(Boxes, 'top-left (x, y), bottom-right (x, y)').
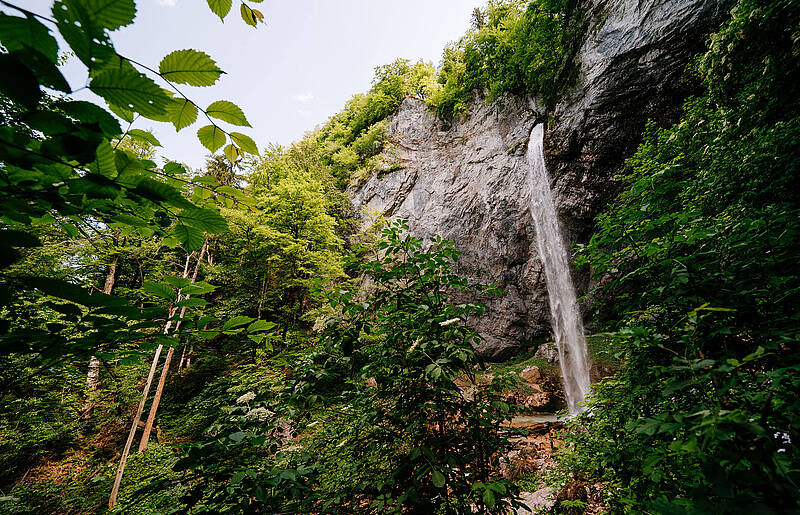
top-left (349, 0), bottom-right (730, 359)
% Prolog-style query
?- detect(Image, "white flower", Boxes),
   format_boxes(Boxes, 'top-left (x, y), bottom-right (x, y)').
top-left (236, 391), bottom-right (256, 404)
top-left (244, 407), bottom-right (271, 421)
top-left (439, 318), bottom-right (460, 327)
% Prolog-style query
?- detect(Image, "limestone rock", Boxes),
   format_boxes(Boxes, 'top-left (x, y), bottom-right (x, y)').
top-left (519, 365), bottom-right (542, 383)
top-left (533, 342), bottom-right (560, 364)
top-left (516, 487), bottom-right (557, 514)
top-left (350, 0), bottom-right (729, 359)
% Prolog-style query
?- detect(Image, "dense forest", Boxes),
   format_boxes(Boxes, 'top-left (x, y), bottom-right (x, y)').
top-left (0, 0), bottom-right (798, 513)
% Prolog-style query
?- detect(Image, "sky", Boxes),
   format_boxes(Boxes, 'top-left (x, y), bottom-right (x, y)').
top-left (21, 0), bottom-right (481, 170)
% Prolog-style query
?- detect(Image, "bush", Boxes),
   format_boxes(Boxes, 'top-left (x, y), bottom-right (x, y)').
top-left (556, 0), bottom-right (800, 511)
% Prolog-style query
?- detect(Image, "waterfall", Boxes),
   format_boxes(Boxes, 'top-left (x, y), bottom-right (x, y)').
top-left (525, 123), bottom-right (591, 414)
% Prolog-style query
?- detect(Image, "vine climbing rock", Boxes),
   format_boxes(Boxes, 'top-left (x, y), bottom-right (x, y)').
top-left (350, 0), bottom-right (730, 359)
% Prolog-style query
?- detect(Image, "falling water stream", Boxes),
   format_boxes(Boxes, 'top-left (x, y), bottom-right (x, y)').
top-left (526, 123), bottom-right (591, 414)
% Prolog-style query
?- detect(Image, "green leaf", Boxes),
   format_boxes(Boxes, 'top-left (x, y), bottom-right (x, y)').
top-left (197, 125), bottom-right (226, 153)
top-left (229, 431), bottom-right (247, 443)
top-left (179, 208), bottom-right (228, 234)
top-left (206, 0), bottom-right (232, 20)
top-left (239, 3), bottom-right (264, 26)
top-left (22, 111), bottom-right (73, 134)
top-left (142, 281), bottom-right (175, 300)
top-left (90, 140), bottom-right (117, 178)
top-left (90, 68), bottom-right (170, 118)
top-left (482, 489), bottom-right (495, 508)
top-left (127, 128), bottom-right (161, 147)
top-left (165, 98), bottom-right (198, 130)
top-left (229, 132), bottom-right (258, 154)
top-left (0, 53), bottom-right (41, 109)
top-left (216, 185), bottom-right (245, 200)
top-left (107, 101), bottom-right (134, 123)
top-left (24, 277), bottom-right (128, 307)
top-left (240, 2), bottom-right (257, 26)
top-left (247, 320), bottom-right (276, 333)
top-left (431, 470), bottom-right (445, 488)
top-left (8, 47), bottom-right (70, 94)
top-left (163, 162), bottom-right (188, 176)
top-left (222, 316), bottom-right (255, 331)
top-left (173, 224), bottom-right (205, 252)
top-left (206, 100), bottom-right (251, 127)
top-left (182, 282), bottom-right (216, 295)
top-left (132, 178), bottom-right (193, 209)
top-left (175, 297), bottom-right (207, 308)
top-left (110, 213), bottom-right (148, 227)
top-left (223, 144), bottom-right (240, 163)
top-left (114, 150), bottom-right (145, 179)
top-left (163, 275), bottom-right (190, 289)
top-left (52, 0), bottom-right (117, 70)
top-left (158, 49), bottom-right (224, 87)
top-left (194, 176), bottom-right (219, 188)
top-left (78, 0), bottom-right (137, 30)
top-left (58, 100), bottom-right (122, 136)
top-left (0, 13), bottom-right (59, 61)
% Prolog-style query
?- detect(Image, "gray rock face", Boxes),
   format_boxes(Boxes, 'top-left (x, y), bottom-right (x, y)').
top-left (349, 0), bottom-right (729, 359)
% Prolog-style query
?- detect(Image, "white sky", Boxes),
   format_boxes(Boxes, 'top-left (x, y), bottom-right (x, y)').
top-left (19, 0), bottom-right (481, 170)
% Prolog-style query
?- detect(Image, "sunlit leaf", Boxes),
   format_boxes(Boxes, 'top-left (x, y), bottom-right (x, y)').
top-left (165, 98), bottom-right (198, 130)
top-left (173, 224), bottom-right (205, 252)
top-left (206, 0), bottom-right (232, 20)
top-left (206, 100), bottom-right (250, 126)
top-left (229, 132), bottom-right (258, 154)
top-left (142, 281), bottom-right (175, 300)
top-left (159, 49), bottom-right (224, 87)
top-left (223, 143), bottom-right (240, 162)
top-left (179, 207), bottom-right (228, 234)
top-left (78, 0), bottom-right (137, 30)
top-left (127, 128), bottom-right (161, 147)
top-left (90, 140), bottom-right (117, 178)
top-left (90, 68), bottom-right (170, 118)
top-left (197, 124), bottom-right (226, 152)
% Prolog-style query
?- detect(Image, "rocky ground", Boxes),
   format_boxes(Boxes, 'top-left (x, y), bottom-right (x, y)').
top-left (475, 339), bottom-right (616, 514)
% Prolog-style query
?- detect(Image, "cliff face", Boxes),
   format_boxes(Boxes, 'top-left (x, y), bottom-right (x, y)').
top-left (349, 0), bottom-right (729, 359)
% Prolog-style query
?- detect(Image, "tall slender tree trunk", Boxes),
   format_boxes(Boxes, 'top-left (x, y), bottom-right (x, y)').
top-left (139, 237), bottom-right (209, 451)
top-left (108, 343), bottom-right (163, 510)
top-left (108, 246), bottom-right (199, 510)
top-left (87, 254), bottom-right (119, 391)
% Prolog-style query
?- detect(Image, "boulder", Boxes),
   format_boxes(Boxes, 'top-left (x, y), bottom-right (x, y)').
top-left (519, 365), bottom-right (542, 383)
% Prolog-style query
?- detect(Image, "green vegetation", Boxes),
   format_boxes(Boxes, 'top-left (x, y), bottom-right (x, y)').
top-left (429, 0), bottom-right (586, 118)
top-left (2, 0), bottom-right (799, 513)
top-left (554, 0), bottom-right (800, 511)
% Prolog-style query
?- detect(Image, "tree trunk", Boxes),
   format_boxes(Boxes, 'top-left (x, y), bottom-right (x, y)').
top-left (138, 237), bottom-right (208, 451)
top-left (137, 346), bottom-right (174, 452)
top-left (108, 343), bottom-right (163, 510)
top-left (86, 254), bottom-right (119, 391)
top-left (108, 241), bottom-right (204, 509)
